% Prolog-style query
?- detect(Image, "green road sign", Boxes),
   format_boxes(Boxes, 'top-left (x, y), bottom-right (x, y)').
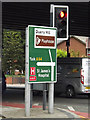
top-left (27, 25), bottom-right (57, 83)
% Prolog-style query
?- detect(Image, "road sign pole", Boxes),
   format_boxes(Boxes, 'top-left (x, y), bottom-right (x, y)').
top-left (48, 83), bottom-right (54, 113)
top-left (25, 83), bottom-right (30, 116)
top-left (30, 84), bottom-right (33, 108)
top-left (43, 84), bottom-right (47, 110)
top-left (25, 28), bottom-right (30, 117)
top-left (48, 48), bottom-right (54, 114)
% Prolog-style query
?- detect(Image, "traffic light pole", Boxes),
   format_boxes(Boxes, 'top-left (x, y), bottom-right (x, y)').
top-left (66, 38), bottom-right (70, 57)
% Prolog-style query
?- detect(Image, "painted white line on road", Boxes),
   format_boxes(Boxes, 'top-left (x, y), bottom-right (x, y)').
top-left (57, 107), bottom-right (79, 118)
top-left (57, 107), bottom-right (68, 112)
top-left (68, 106), bottom-right (75, 111)
top-left (33, 103), bottom-right (39, 106)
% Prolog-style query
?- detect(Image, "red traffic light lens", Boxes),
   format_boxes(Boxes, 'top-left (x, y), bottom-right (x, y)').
top-left (59, 11), bottom-right (67, 19)
top-left (60, 11), bottom-right (65, 18)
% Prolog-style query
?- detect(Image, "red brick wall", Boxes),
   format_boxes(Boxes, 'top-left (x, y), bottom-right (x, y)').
top-left (6, 77), bottom-right (12, 84)
top-left (86, 38), bottom-right (90, 48)
top-left (6, 77), bottom-right (25, 84)
top-left (57, 37), bottom-right (86, 57)
top-left (57, 40), bottom-right (67, 51)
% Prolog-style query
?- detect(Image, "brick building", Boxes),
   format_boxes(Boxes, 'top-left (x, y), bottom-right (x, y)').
top-left (57, 36), bottom-right (88, 57)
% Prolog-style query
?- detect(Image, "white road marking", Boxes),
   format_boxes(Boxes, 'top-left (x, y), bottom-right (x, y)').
top-left (57, 107), bottom-right (79, 118)
top-left (68, 106), bottom-right (75, 111)
top-left (33, 103), bottom-right (39, 106)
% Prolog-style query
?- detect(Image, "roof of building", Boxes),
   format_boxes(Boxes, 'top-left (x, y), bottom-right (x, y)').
top-left (57, 35), bottom-right (88, 45)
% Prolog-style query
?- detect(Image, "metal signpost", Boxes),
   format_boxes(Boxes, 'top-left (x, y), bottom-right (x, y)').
top-left (25, 25), bottom-right (57, 116)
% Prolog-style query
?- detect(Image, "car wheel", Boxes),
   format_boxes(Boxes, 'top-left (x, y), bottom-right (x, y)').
top-left (66, 86), bottom-right (75, 98)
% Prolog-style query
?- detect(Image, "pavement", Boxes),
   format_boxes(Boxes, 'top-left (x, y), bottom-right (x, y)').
top-left (0, 84), bottom-right (81, 119)
top-left (0, 104), bottom-right (80, 119)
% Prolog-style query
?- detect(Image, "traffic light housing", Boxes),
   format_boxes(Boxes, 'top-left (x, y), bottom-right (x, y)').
top-left (53, 5), bottom-right (69, 40)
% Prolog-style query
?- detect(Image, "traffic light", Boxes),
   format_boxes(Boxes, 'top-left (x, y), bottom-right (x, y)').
top-left (53, 5), bottom-right (69, 40)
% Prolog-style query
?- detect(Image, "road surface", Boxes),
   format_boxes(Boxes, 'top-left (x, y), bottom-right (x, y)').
top-left (2, 88), bottom-right (90, 118)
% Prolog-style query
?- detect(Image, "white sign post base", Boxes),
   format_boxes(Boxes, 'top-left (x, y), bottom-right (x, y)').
top-left (48, 83), bottom-right (54, 114)
top-left (25, 83), bottom-right (30, 117)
